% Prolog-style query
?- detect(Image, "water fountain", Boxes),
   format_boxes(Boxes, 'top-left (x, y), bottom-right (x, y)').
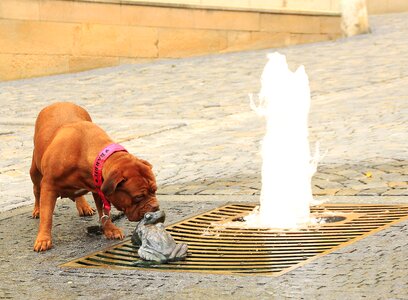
top-left (63, 52), bottom-right (408, 276)
top-left (246, 52), bottom-right (320, 228)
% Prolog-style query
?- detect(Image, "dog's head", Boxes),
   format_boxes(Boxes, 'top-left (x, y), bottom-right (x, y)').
top-left (101, 156), bottom-right (159, 221)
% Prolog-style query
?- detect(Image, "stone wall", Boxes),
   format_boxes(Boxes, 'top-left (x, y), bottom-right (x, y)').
top-left (120, 0), bottom-right (341, 13)
top-left (367, 0), bottom-right (408, 14)
top-left (0, 0), bottom-right (341, 81)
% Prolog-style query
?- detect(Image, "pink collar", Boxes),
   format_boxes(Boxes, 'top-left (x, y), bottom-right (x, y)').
top-left (93, 143), bottom-right (128, 216)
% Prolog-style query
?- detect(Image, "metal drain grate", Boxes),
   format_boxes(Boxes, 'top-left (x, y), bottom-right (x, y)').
top-left (62, 203), bottom-right (408, 276)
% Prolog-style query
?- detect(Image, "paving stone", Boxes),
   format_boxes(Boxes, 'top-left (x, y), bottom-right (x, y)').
top-left (357, 188), bottom-right (389, 196)
top-left (335, 189), bottom-right (360, 196)
top-left (382, 189), bottom-right (408, 196)
top-left (1, 12), bottom-right (408, 299)
top-left (387, 181), bottom-right (408, 188)
top-left (313, 188), bottom-right (340, 196)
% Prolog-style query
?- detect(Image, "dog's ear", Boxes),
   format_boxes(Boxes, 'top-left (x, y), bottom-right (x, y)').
top-left (101, 169), bottom-right (125, 196)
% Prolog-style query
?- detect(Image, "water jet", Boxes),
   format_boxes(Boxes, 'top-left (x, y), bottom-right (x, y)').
top-left (247, 52), bottom-right (319, 229)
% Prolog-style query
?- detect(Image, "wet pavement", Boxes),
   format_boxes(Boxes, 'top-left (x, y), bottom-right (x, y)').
top-left (1, 12), bottom-right (408, 299)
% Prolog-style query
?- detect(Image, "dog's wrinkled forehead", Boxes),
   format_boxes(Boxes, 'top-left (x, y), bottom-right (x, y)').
top-left (126, 171), bottom-right (154, 185)
top-left (122, 162), bottom-right (156, 193)
top-left (121, 159), bottom-right (153, 178)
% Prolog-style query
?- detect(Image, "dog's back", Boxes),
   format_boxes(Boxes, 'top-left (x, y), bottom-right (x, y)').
top-left (33, 102), bottom-right (92, 164)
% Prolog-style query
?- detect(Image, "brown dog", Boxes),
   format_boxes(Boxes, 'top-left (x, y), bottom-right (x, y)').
top-left (30, 102), bottom-right (159, 252)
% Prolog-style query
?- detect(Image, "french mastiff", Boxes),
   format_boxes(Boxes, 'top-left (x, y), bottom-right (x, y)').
top-left (30, 102), bottom-right (159, 251)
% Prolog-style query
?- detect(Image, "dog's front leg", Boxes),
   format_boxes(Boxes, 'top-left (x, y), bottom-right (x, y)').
top-left (33, 185), bottom-right (58, 252)
top-left (92, 193), bottom-right (125, 240)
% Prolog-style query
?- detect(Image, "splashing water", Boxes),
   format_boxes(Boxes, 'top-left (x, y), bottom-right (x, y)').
top-left (247, 52), bottom-right (319, 228)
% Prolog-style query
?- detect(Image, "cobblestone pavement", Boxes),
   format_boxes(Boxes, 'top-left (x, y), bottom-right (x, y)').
top-left (0, 12), bottom-right (408, 299)
top-left (0, 196), bottom-right (407, 299)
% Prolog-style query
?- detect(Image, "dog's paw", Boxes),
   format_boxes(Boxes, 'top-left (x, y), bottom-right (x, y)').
top-left (32, 207), bottom-right (40, 219)
top-left (77, 206), bottom-right (95, 217)
top-left (103, 226), bottom-right (125, 240)
top-left (75, 197), bottom-right (96, 217)
top-left (33, 235), bottom-right (52, 252)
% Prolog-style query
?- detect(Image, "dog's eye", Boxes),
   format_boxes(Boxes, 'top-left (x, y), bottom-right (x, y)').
top-left (133, 195), bottom-right (144, 202)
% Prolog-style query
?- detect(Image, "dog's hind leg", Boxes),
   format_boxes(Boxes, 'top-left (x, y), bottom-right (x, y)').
top-left (75, 196), bottom-right (95, 216)
top-left (30, 153), bottom-right (41, 219)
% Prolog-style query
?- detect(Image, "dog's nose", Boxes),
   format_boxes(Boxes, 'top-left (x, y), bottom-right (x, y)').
top-left (150, 203), bottom-right (159, 212)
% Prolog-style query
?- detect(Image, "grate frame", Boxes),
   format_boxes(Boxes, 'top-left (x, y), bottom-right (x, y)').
top-left (61, 203), bottom-right (408, 276)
